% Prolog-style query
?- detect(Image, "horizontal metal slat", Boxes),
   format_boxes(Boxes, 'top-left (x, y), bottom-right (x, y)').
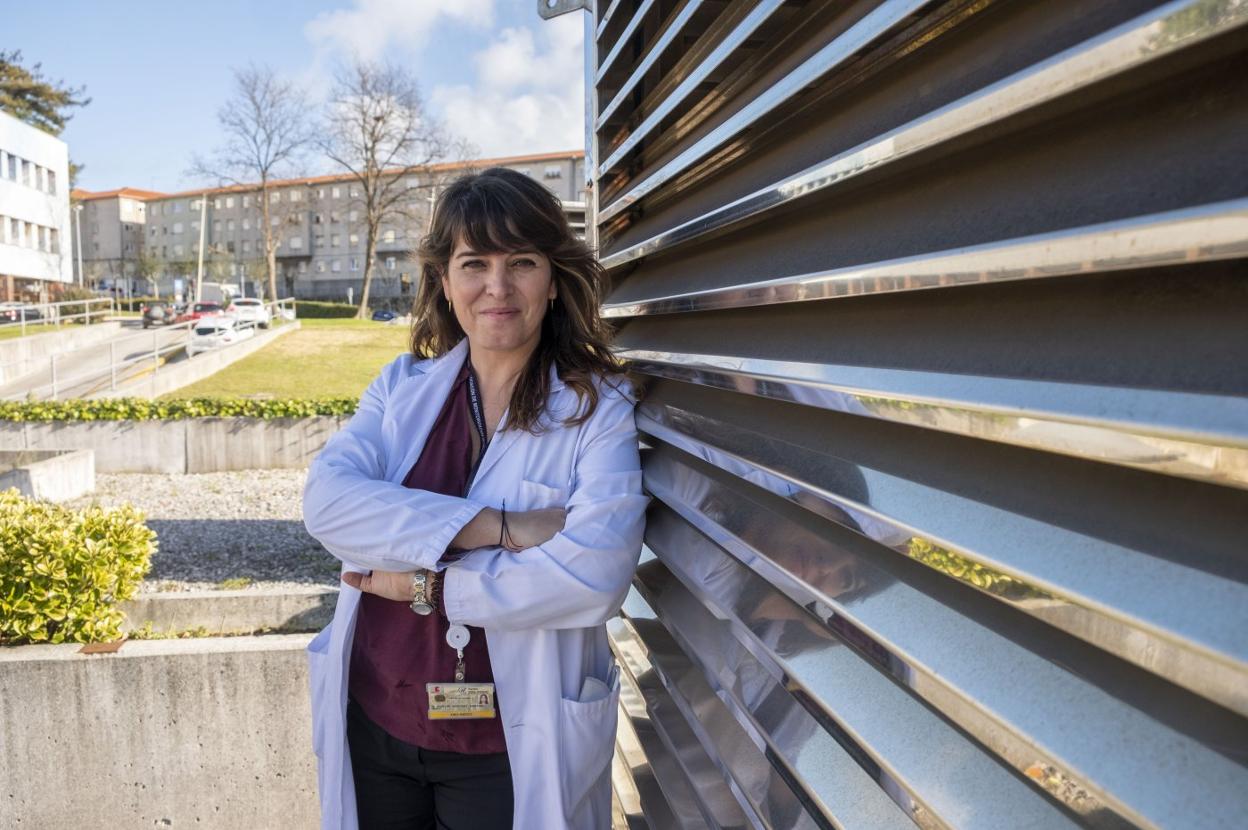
top-left (618, 341), bottom-right (1248, 489)
top-left (620, 581), bottom-right (914, 829)
top-left (598, 0), bottom-right (788, 177)
top-left (640, 512), bottom-right (1089, 830)
top-left (612, 651), bottom-right (715, 829)
top-left (597, 0), bottom-right (659, 82)
top-left (642, 445), bottom-right (1248, 829)
top-left (599, 0), bottom-right (1248, 268)
top-left (611, 614), bottom-right (758, 828)
top-left (636, 400), bottom-right (1248, 717)
top-left (601, 199), bottom-right (1248, 316)
top-left (597, 0), bottom-right (939, 224)
top-left (598, 0), bottom-right (706, 128)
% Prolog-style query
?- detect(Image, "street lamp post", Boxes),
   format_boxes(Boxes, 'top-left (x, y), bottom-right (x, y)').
top-left (73, 203), bottom-right (84, 288)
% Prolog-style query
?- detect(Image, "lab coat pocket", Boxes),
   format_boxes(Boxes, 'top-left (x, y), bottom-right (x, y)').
top-left (306, 625), bottom-right (332, 757)
top-left (518, 478), bottom-right (570, 511)
top-left (558, 664), bottom-right (621, 816)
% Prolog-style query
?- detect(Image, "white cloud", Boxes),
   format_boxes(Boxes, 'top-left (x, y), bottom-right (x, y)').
top-left (430, 13), bottom-right (584, 158)
top-left (304, 0), bottom-right (495, 62)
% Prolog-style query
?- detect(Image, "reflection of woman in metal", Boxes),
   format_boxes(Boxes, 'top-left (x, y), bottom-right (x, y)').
top-left (303, 168), bottom-right (648, 829)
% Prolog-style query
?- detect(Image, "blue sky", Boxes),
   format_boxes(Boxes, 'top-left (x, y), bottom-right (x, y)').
top-left (8, 0), bottom-right (585, 193)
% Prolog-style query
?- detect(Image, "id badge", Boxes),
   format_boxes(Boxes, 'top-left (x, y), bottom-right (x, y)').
top-left (427, 682), bottom-right (496, 719)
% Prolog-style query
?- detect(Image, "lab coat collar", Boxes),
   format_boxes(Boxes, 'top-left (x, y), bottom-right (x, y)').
top-left (395, 337), bottom-right (572, 487)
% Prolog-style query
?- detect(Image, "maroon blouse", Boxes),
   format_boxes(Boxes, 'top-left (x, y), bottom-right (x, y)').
top-left (348, 360), bottom-right (506, 753)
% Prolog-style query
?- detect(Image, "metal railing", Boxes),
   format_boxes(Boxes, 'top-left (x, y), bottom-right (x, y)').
top-left (1, 298), bottom-right (297, 401)
top-left (0, 297), bottom-right (116, 336)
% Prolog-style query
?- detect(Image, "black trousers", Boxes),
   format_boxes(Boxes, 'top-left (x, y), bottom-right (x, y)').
top-left (347, 697), bottom-right (514, 830)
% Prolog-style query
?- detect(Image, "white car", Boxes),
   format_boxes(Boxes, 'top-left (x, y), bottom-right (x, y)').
top-left (228, 298), bottom-right (272, 329)
top-left (186, 316), bottom-right (256, 356)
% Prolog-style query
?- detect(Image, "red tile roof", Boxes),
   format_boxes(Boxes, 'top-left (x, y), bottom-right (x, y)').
top-left (71, 187), bottom-right (169, 202)
top-left (128, 150), bottom-right (584, 201)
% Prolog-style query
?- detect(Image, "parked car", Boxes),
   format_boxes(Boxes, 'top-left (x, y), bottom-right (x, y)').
top-left (175, 301), bottom-right (225, 324)
top-left (229, 298), bottom-right (272, 329)
top-left (141, 302), bottom-right (178, 328)
top-left (0, 302), bottom-right (44, 323)
top-left (371, 308), bottom-right (398, 322)
top-left (186, 316), bottom-right (256, 356)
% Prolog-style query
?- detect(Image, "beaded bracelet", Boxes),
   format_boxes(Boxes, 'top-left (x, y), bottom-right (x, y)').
top-left (428, 569), bottom-right (443, 613)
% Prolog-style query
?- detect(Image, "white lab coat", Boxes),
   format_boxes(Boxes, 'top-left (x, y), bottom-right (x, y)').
top-left (302, 338), bottom-right (647, 829)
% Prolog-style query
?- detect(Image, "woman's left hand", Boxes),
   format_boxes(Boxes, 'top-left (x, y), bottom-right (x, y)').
top-left (342, 569), bottom-right (417, 601)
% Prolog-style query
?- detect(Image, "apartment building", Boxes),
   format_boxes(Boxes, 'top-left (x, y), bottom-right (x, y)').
top-left (76, 150), bottom-right (585, 303)
top-left (70, 188), bottom-right (159, 291)
top-left (0, 110), bottom-right (73, 302)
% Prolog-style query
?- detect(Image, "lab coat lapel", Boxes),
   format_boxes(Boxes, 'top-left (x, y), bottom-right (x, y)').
top-left (381, 339), bottom-right (469, 483)
top-left (471, 365), bottom-right (569, 487)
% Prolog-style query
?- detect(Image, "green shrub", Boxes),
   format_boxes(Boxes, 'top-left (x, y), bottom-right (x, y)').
top-left (0, 396), bottom-right (357, 422)
top-left (0, 489), bottom-right (156, 645)
top-left (295, 300), bottom-right (359, 318)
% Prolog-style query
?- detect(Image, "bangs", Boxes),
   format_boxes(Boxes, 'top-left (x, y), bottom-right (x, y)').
top-left (439, 172), bottom-right (564, 256)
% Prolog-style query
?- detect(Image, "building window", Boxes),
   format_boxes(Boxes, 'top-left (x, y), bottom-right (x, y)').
top-left (298, 261), bottom-right (308, 273)
top-left (242, 195), bottom-right (251, 208)
top-left (331, 187), bottom-right (341, 199)
top-left (191, 220), bottom-right (200, 231)
top-left (350, 257), bottom-right (360, 272)
top-left (543, 165), bottom-right (562, 179)
top-left (332, 260), bottom-right (341, 273)
top-left (316, 260), bottom-right (326, 273)
top-left (349, 233), bottom-right (359, 246)
top-left (383, 229), bottom-right (395, 243)
top-left (350, 187), bottom-right (360, 198)
top-left (290, 190), bottom-right (302, 202)
top-left (213, 220), bottom-right (221, 234)
top-left (227, 241), bottom-right (236, 254)
top-left (386, 257), bottom-right (396, 271)
top-left (227, 219), bottom-right (235, 232)
top-left (226, 196), bottom-right (235, 209)
top-left (173, 222), bottom-right (184, 234)
top-left (190, 199), bottom-right (200, 211)
top-left (330, 211), bottom-right (340, 223)
top-left (47, 170), bottom-right (57, 195)
top-left (270, 191), bottom-right (280, 204)
top-left (314, 213), bottom-right (324, 225)
top-left (348, 210), bottom-right (358, 223)
top-left (214, 197), bottom-right (223, 209)
top-left (174, 244), bottom-right (184, 257)
top-left (290, 236), bottom-right (303, 249)
top-left (271, 216), bottom-right (280, 226)
top-left (174, 201), bottom-right (184, 213)
top-left (242, 240), bottom-right (252, 253)
top-left (316, 188), bottom-right (325, 200)
top-left (331, 234), bottom-right (341, 247)
top-left (242, 218), bottom-right (251, 230)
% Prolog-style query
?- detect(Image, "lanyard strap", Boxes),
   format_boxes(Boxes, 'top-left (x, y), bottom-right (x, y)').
top-left (466, 366), bottom-right (490, 452)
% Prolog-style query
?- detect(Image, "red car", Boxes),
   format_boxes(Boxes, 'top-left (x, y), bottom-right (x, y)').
top-left (175, 302), bottom-right (224, 324)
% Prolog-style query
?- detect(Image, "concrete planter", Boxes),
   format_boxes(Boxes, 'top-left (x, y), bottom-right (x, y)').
top-left (0, 448), bottom-right (95, 501)
top-left (0, 634), bottom-right (319, 829)
top-left (0, 415), bottom-right (347, 473)
top-left (120, 587), bottom-right (337, 635)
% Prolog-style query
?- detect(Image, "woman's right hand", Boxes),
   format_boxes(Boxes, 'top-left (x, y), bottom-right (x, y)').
top-left (504, 507), bottom-right (567, 551)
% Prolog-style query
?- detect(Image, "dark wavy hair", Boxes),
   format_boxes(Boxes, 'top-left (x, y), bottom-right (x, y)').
top-left (410, 167), bottom-right (624, 432)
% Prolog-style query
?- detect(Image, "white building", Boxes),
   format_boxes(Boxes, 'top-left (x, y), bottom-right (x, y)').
top-left (0, 110), bottom-right (73, 302)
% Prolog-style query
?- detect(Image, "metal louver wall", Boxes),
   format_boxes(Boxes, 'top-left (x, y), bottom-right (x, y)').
top-left (544, 0), bottom-right (1248, 827)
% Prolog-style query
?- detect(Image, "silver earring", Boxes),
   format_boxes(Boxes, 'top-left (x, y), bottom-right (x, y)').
top-left (447, 296), bottom-right (453, 311)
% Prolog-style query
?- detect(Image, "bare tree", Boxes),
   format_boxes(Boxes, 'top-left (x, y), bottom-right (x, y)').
top-left (191, 65), bottom-right (311, 303)
top-left (320, 61), bottom-right (461, 318)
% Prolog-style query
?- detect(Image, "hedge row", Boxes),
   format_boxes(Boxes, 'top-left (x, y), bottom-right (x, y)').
top-left (0, 397), bottom-right (358, 422)
top-left (294, 300), bottom-right (359, 318)
top-left (0, 489), bottom-right (156, 645)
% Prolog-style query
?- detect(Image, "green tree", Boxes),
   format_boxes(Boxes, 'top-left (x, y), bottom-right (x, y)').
top-left (0, 50), bottom-right (90, 184)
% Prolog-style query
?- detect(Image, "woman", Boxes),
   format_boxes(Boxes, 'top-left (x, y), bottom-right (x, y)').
top-left (302, 167), bottom-right (647, 830)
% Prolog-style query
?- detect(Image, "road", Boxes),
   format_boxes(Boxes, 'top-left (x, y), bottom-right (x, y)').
top-left (0, 320), bottom-right (194, 400)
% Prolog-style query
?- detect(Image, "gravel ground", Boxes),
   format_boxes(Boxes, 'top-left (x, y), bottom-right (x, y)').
top-left (64, 470), bottom-right (340, 593)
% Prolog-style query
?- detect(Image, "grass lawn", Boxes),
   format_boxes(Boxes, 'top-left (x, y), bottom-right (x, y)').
top-left (161, 318), bottom-right (410, 400)
top-left (0, 322), bottom-right (60, 340)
